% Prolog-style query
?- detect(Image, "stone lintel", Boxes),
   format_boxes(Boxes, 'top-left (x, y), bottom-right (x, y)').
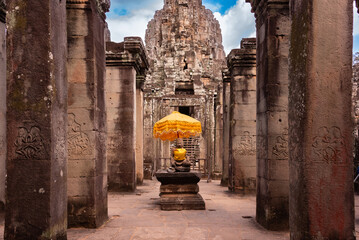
top-left (227, 49), bottom-right (256, 71)
top-left (66, 0), bottom-right (110, 19)
top-left (222, 69), bottom-right (231, 83)
top-left (245, 0), bottom-right (289, 17)
top-left (240, 38), bottom-right (256, 49)
top-left (136, 75), bottom-right (146, 90)
top-left (106, 37), bottom-right (149, 76)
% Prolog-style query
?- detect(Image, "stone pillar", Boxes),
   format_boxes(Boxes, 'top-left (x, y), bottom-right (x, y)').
top-left (227, 38), bottom-right (257, 194)
top-left (5, 0), bottom-right (67, 239)
top-left (106, 37), bottom-right (149, 191)
top-left (246, 0), bottom-right (290, 230)
top-left (143, 95), bottom-right (155, 179)
top-left (0, 0), bottom-right (5, 211)
top-left (214, 87), bottom-right (223, 179)
top-left (289, 1), bottom-right (355, 239)
top-left (67, 0), bottom-right (109, 228)
top-left (221, 70), bottom-right (230, 186)
top-left (136, 76), bottom-right (145, 184)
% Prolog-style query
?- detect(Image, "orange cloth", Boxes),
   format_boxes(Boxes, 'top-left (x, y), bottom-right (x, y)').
top-left (173, 148), bottom-right (186, 161)
top-left (153, 111), bottom-right (202, 141)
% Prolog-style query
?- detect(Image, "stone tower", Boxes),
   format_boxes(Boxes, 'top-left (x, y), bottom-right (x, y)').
top-left (143, 0), bottom-right (226, 178)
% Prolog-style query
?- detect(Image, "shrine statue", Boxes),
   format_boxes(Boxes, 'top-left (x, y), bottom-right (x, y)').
top-left (168, 138), bottom-right (191, 172)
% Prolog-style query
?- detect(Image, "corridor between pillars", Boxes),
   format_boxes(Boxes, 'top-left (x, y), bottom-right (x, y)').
top-left (105, 37), bottom-right (149, 191)
top-left (227, 38), bottom-right (257, 194)
top-left (289, 1), bottom-right (355, 239)
top-left (5, 0), bottom-right (67, 239)
top-left (66, 0), bottom-right (109, 228)
top-left (246, 0), bottom-right (290, 230)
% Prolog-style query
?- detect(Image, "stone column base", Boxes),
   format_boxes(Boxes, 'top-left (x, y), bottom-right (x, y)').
top-left (156, 171), bottom-right (205, 211)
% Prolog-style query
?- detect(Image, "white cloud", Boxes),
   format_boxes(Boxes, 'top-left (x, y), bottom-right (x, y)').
top-left (107, 0), bottom-right (163, 43)
top-left (203, 2), bottom-right (222, 12)
top-left (354, 2), bottom-right (359, 36)
top-left (106, 0), bottom-right (255, 55)
top-left (213, 0), bottom-right (255, 55)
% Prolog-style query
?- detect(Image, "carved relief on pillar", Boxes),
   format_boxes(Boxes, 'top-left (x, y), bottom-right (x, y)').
top-left (234, 131), bottom-right (256, 156)
top-left (68, 113), bottom-right (93, 157)
top-left (0, 136), bottom-right (4, 153)
top-left (311, 126), bottom-right (346, 164)
top-left (272, 128), bottom-right (289, 160)
top-left (14, 126), bottom-right (46, 160)
top-left (107, 135), bottom-right (125, 151)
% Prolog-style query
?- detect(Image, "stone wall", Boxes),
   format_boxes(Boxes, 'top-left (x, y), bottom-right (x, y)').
top-left (0, 0), bottom-right (5, 211)
top-left (144, 0), bottom-right (226, 177)
top-left (5, 0), bottom-right (68, 238)
top-left (227, 38), bottom-right (257, 194)
top-left (106, 37), bottom-right (148, 191)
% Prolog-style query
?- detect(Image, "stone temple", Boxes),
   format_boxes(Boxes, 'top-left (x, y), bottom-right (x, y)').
top-left (143, 0), bottom-right (226, 180)
top-left (0, 0), bottom-right (358, 239)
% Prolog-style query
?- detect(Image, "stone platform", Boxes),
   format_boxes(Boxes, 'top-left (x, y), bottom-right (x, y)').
top-left (156, 171), bottom-right (205, 211)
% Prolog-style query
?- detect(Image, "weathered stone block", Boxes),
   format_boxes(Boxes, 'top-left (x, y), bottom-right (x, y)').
top-left (67, 59), bottom-right (88, 84)
top-left (68, 160), bottom-right (96, 178)
top-left (68, 37), bottom-right (90, 59)
top-left (68, 83), bottom-right (94, 108)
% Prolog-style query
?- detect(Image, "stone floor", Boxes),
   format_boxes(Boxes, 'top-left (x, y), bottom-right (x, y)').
top-left (1, 179), bottom-right (359, 239)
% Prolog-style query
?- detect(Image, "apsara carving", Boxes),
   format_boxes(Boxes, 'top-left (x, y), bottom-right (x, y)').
top-left (272, 128), bottom-right (288, 159)
top-left (68, 113), bottom-right (92, 157)
top-left (234, 131), bottom-right (256, 156)
top-left (312, 126), bottom-right (345, 164)
top-left (15, 126), bottom-right (46, 159)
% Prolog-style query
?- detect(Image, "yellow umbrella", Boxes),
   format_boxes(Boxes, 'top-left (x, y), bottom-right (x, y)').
top-left (153, 111), bottom-right (202, 141)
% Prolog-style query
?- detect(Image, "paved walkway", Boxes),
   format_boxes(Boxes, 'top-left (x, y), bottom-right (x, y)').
top-left (68, 180), bottom-right (289, 240)
top-left (1, 179), bottom-right (359, 239)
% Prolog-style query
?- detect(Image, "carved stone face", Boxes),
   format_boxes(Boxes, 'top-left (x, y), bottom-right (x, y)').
top-left (98, 0), bottom-right (110, 12)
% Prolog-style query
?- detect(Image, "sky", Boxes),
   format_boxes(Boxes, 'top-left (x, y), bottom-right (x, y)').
top-left (107, 0), bottom-right (359, 56)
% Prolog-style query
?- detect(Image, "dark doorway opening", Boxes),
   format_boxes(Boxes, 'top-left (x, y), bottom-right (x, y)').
top-left (178, 106), bottom-right (194, 117)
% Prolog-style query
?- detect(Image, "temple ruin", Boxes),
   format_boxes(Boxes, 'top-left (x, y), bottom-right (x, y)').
top-left (143, 0), bottom-right (226, 179)
top-left (0, 0), bottom-right (357, 239)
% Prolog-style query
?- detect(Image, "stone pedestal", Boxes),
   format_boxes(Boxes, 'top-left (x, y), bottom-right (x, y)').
top-left (246, 0), bottom-right (290, 230)
top-left (5, 0), bottom-right (67, 239)
top-left (106, 37), bottom-right (148, 191)
top-left (227, 38), bottom-right (257, 194)
top-left (289, 1), bottom-right (355, 239)
top-left (156, 171), bottom-right (205, 211)
top-left (66, 0), bottom-right (109, 228)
